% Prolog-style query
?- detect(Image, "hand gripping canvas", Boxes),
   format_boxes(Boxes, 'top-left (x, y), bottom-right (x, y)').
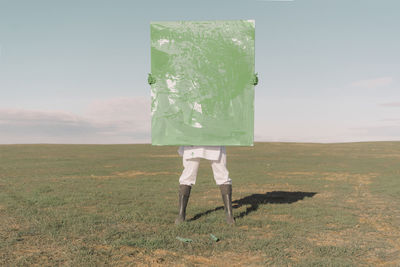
top-left (150, 20), bottom-right (255, 146)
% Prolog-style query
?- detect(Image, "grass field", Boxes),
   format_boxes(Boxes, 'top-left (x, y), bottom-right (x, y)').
top-left (0, 142), bottom-right (399, 266)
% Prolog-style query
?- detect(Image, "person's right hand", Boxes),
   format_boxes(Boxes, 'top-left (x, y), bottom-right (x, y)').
top-left (148, 73), bottom-right (156, 85)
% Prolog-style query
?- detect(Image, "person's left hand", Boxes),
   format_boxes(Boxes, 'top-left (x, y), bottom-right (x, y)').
top-left (252, 73), bottom-right (259, 86)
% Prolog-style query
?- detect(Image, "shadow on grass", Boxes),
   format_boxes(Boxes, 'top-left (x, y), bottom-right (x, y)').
top-left (188, 191), bottom-right (317, 221)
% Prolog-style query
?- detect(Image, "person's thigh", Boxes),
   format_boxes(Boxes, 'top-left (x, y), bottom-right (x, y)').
top-left (179, 158), bottom-right (201, 185)
top-left (211, 153), bottom-right (232, 185)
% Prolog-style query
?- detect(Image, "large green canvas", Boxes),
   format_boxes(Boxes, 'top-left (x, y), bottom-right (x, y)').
top-left (150, 20), bottom-right (255, 146)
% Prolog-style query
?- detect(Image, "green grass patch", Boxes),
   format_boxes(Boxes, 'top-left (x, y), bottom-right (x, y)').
top-left (0, 142), bottom-right (399, 266)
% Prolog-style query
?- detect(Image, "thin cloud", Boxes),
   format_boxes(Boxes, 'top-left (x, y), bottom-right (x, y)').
top-left (0, 97), bottom-right (151, 144)
top-left (349, 77), bottom-right (393, 89)
top-left (380, 118), bottom-right (400, 122)
top-left (350, 124), bottom-right (400, 139)
top-left (380, 102), bottom-right (400, 107)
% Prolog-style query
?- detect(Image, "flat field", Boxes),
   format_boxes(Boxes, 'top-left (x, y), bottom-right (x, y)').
top-left (0, 142), bottom-right (399, 266)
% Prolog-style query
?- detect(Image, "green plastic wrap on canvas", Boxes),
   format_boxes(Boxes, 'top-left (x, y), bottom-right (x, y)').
top-left (150, 20), bottom-right (255, 146)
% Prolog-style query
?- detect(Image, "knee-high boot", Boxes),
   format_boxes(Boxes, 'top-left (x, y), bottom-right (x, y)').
top-left (175, 184), bottom-right (191, 225)
top-left (219, 184), bottom-right (235, 225)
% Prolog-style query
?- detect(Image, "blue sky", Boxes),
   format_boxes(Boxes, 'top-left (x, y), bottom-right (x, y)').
top-left (0, 0), bottom-right (399, 144)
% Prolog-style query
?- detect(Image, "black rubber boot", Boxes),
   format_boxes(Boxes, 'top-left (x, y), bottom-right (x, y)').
top-left (175, 184), bottom-right (191, 225)
top-left (219, 184), bottom-right (235, 225)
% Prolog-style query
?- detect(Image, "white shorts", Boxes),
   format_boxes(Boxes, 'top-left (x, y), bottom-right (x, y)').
top-left (178, 151), bottom-right (232, 186)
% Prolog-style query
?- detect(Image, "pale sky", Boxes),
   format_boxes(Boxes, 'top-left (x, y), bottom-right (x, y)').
top-left (0, 0), bottom-right (399, 144)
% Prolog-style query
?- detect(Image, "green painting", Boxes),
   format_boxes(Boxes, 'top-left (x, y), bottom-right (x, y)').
top-left (150, 20), bottom-right (255, 146)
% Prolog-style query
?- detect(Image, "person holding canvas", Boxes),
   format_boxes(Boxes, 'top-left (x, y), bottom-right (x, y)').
top-left (149, 19), bottom-right (258, 226)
